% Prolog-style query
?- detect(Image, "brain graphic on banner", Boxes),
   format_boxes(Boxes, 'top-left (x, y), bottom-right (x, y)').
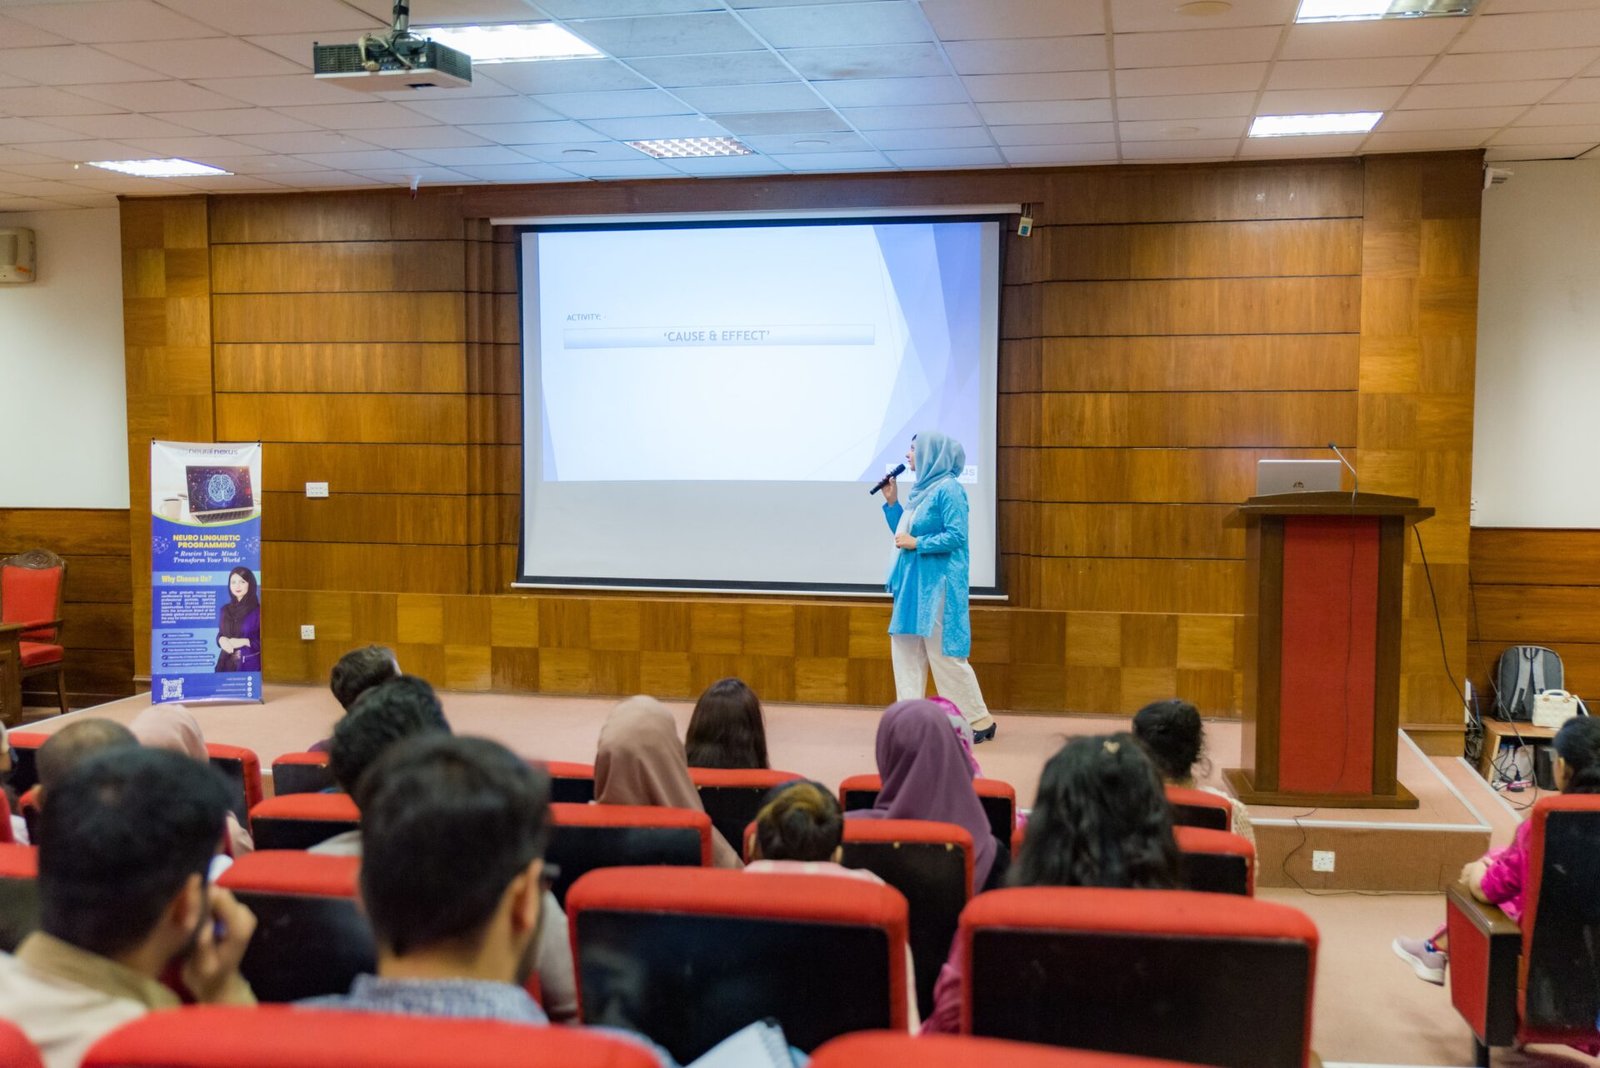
top-left (150, 441), bottom-right (264, 705)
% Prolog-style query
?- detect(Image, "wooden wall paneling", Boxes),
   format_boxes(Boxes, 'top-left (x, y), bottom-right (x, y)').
top-left (214, 344), bottom-right (468, 394)
top-left (1044, 277), bottom-right (1361, 336)
top-left (216, 394), bottom-right (469, 444)
top-left (0, 508), bottom-right (136, 706)
top-left (1053, 161), bottom-right (1364, 224)
top-left (999, 447), bottom-right (1354, 504)
top-left (1043, 219), bottom-right (1362, 280)
top-left (262, 493), bottom-right (469, 545)
top-left (1005, 392), bottom-right (1359, 448)
top-left (264, 444), bottom-right (469, 495)
top-left (209, 190), bottom-right (464, 244)
top-left (210, 241), bottom-right (466, 293)
top-left (213, 292), bottom-right (466, 344)
top-left (123, 196), bottom-right (215, 679)
top-left (1033, 336), bottom-right (1361, 393)
top-left (1357, 152), bottom-right (1481, 730)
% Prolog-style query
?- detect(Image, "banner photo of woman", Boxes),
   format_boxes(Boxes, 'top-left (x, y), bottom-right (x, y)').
top-left (150, 440), bottom-right (264, 705)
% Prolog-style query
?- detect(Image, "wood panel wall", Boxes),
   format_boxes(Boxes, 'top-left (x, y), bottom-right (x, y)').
top-left (113, 153), bottom-right (1482, 729)
top-left (0, 508), bottom-right (135, 707)
top-left (1470, 528), bottom-right (1600, 710)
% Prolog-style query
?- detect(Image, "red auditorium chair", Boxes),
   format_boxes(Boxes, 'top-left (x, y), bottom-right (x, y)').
top-left (545, 802), bottom-right (710, 906)
top-left (17, 785), bottom-right (40, 844)
top-left (813, 1032), bottom-right (1204, 1067)
top-left (0, 1017), bottom-right (44, 1068)
top-left (217, 850), bottom-right (373, 1002)
top-left (81, 1005), bottom-right (658, 1068)
top-left (271, 751), bottom-right (335, 795)
top-left (206, 743), bottom-right (263, 825)
top-left (568, 866), bottom-right (909, 1063)
top-left (1447, 794), bottom-right (1600, 1067)
top-left (248, 793), bottom-right (360, 851)
top-left (0, 549), bottom-right (69, 718)
top-left (840, 773), bottom-right (1016, 843)
top-left (688, 766), bottom-right (802, 856)
top-left (0, 791), bottom-right (12, 845)
top-left (8, 730), bottom-right (47, 794)
top-left (546, 760), bottom-right (597, 804)
top-left (1165, 786), bottom-right (1233, 833)
top-left (1174, 826), bottom-right (1255, 896)
top-left (961, 887), bottom-right (1319, 1068)
top-left (0, 842), bottom-right (38, 952)
top-left (836, 819), bottom-right (973, 1019)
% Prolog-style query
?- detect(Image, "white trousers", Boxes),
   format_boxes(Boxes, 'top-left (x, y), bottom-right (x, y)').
top-left (890, 610), bottom-right (992, 725)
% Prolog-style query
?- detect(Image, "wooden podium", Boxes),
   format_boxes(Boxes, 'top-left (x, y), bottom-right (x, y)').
top-left (1225, 492), bottom-right (1433, 810)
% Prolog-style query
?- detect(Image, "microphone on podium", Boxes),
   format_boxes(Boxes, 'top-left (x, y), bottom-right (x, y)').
top-left (869, 464), bottom-right (906, 496)
top-left (1328, 442), bottom-right (1359, 500)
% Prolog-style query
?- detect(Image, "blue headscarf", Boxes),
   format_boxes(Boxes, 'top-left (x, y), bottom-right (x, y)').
top-left (906, 431), bottom-right (965, 510)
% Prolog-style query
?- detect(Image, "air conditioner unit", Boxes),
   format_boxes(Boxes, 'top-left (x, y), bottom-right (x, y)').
top-left (0, 228), bottom-right (36, 284)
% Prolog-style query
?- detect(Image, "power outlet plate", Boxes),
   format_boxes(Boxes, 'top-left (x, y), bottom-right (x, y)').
top-left (1311, 850), bottom-right (1336, 873)
top-left (300, 624), bottom-right (315, 641)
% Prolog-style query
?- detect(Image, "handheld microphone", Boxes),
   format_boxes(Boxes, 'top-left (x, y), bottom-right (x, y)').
top-left (1327, 442), bottom-right (1359, 500)
top-left (869, 463), bottom-right (906, 496)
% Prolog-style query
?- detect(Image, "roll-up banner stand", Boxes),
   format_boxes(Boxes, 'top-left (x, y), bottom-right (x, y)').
top-left (150, 441), bottom-right (263, 705)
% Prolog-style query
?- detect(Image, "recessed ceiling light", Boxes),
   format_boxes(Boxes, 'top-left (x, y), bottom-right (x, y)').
top-left (419, 22), bottom-right (599, 63)
top-left (562, 148), bottom-right (598, 156)
top-left (1177, 1), bottom-right (1234, 15)
top-left (792, 138), bottom-right (831, 148)
top-left (1249, 112), bottom-right (1382, 137)
top-left (1295, 0), bottom-right (1479, 22)
top-left (87, 158), bottom-right (231, 177)
top-left (626, 136), bottom-right (754, 159)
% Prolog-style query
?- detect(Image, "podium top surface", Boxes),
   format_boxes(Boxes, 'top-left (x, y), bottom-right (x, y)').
top-left (1233, 491), bottom-right (1435, 522)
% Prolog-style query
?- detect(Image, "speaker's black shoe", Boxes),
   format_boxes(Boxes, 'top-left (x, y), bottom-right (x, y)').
top-left (973, 722), bottom-right (997, 744)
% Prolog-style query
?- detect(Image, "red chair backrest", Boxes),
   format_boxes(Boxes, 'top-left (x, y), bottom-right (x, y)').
top-left (0, 1016), bottom-right (44, 1068)
top-left (1164, 786), bottom-right (1232, 833)
top-left (839, 819), bottom-right (973, 1019)
top-left (0, 559), bottom-right (63, 642)
top-left (81, 1005), bottom-right (659, 1068)
top-left (546, 803), bottom-right (711, 906)
top-left (961, 887), bottom-right (1318, 1068)
top-left (688, 767), bottom-right (802, 856)
top-left (813, 1032), bottom-right (1203, 1068)
top-left (248, 793), bottom-right (360, 851)
top-left (840, 773), bottom-right (1016, 843)
top-left (206, 744), bottom-right (263, 823)
top-left (0, 792), bottom-right (12, 845)
top-left (1520, 794), bottom-right (1600, 1043)
top-left (217, 851), bottom-right (370, 1002)
top-left (271, 751), bottom-right (336, 796)
top-left (0, 842), bottom-right (39, 952)
top-left (545, 761), bottom-right (597, 804)
top-left (568, 866), bottom-right (909, 1064)
top-left (1173, 826), bottom-right (1255, 896)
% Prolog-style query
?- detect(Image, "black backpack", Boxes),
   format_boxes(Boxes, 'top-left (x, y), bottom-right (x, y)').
top-left (1493, 646), bottom-right (1564, 722)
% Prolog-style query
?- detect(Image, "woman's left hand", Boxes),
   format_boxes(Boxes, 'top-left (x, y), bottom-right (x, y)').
top-left (894, 533), bottom-right (918, 550)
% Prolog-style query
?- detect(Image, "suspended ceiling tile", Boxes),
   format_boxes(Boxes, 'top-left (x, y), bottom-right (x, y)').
top-left (942, 36), bottom-right (1108, 76)
top-left (740, 2), bottom-right (934, 48)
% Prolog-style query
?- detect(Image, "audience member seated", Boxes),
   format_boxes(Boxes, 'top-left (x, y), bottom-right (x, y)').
top-left (0, 748), bottom-right (257, 1068)
top-left (595, 697), bottom-right (741, 869)
top-left (300, 734), bottom-right (673, 1066)
top-left (33, 721), bottom-right (137, 809)
top-left (1, 723), bottom-right (27, 844)
top-left (684, 678), bottom-right (769, 770)
top-left (313, 675), bottom-right (452, 855)
top-left (310, 645), bottom-right (402, 754)
top-left (746, 780), bottom-right (919, 1029)
top-left (923, 732), bottom-right (1179, 1034)
top-left (1394, 714), bottom-right (1600, 986)
top-left (846, 699), bottom-right (1003, 893)
top-left (130, 707), bottom-right (253, 858)
top-left (1131, 698), bottom-right (1254, 851)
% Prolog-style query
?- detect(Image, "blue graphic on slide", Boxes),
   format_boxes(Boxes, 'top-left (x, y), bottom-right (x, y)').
top-left (532, 220), bottom-right (987, 484)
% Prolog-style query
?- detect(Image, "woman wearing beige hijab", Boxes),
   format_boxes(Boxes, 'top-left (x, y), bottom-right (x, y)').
top-left (595, 696), bottom-right (742, 869)
top-left (129, 705), bottom-right (254, 857)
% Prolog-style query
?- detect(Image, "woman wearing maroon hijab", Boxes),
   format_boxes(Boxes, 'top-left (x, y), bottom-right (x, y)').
top-left (846, 699), bottom-right (1001, 892)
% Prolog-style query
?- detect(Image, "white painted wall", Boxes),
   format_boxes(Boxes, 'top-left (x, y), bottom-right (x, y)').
top-left (1473, 161), bottom-right (1600, 530)
top-left (0, 208), bottom-right (129, 508)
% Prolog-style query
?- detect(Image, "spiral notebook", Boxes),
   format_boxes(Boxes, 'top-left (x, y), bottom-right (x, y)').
top-left (687, 1019), bottom-right (793, 1068)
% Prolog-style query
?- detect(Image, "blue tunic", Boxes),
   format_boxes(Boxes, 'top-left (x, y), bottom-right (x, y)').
top-left (883, 478), bottom-right (972, 659)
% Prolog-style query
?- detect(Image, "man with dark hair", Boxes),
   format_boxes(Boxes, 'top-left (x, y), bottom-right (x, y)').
top-left (329, 644), bottom-right (401, 712)
top-left (34, 719), bottom-right (138, 803)
top-left (303, 735), bottom-right (671, 1064)
top-left (0, 748), bottom-right (256, 1068)
top-left (311, 674), bottom-right (451, 854)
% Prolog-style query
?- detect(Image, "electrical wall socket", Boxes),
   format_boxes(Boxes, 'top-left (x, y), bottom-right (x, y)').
top-left (300, 624), bottom-right (315, 641)
top-left (1311, 850), bottom-right (1336, 873)
top-left (305, 482), bottom-right (329, 498)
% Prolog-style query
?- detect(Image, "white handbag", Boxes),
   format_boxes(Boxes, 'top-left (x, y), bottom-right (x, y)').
top-left (1531, 689), bottom-right (1583, 729)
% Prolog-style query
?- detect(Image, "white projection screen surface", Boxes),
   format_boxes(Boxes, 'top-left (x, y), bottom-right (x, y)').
top-left (516, 216), bottom-right (1002, 595)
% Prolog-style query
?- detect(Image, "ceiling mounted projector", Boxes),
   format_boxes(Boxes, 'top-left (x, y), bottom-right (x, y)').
top-left (313, 0), bottom-right (471, 91)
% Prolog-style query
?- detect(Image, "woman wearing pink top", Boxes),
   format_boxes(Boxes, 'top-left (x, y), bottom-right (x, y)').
top-left (1393, 715), bottom-right (1600, 984)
